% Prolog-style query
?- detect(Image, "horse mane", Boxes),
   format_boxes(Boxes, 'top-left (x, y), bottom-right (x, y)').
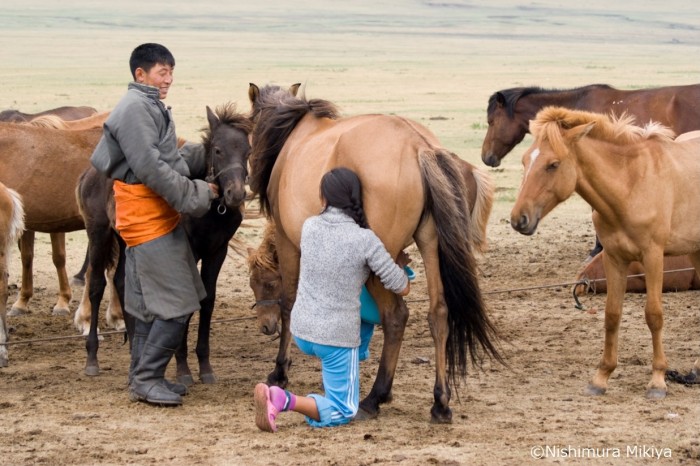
top-left (487, 84), bottom-right (614, 119)
top-left (246, 221), bottom-right (278, 272)
top-left (201, 102), bottom-right (253, 153)
top-left (249, 85), bottom-right (340, 217)
top-left (25, 114), bottom-right (69, 129)
top-left (530, 106), bottom-right (676, 156)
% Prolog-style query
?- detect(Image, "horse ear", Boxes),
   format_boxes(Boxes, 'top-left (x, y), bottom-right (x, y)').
top-left (290, 83), bottom-right (301, 96)
top-left (495, 92), bottom-right (506, 106)
top-left (206, 105), bottom-right (219, 130)
top-left (566, 122), bottom-right (596, 142)
top-left (248, 83), bottom-right (260, 105)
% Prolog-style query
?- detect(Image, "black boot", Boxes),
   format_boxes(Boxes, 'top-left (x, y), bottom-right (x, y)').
top-left (129, 317), bottom-right (188, 406)
top-left (129, 319), bottom-right (188, 398)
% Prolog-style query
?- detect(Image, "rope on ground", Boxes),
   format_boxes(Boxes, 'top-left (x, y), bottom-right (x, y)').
top-left (4, 268), bottom-right (696, 347)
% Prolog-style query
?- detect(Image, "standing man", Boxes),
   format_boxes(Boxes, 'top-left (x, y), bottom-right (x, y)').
top-left (91, 43), bottom-right (218, 406)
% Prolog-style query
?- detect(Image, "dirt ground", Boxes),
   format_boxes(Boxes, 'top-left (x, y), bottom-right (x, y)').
top-left (2, 1), bottom-right (700, 465)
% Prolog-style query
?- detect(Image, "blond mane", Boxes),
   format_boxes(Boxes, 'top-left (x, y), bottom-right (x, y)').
top-left (530, 106), bottom-right (676, 156)
top-left (26, 114), bottom-right (69, 129)
top-left (247, 221), bottom-right (278, 272)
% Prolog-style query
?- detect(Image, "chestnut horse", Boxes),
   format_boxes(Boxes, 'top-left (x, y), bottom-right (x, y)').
top-left (0, 121), bottom-right (102, 316)
top-left (510, 106), bottom-right (700, 399)
top-left (248, 83), bottom-right (501, 423)
top-left (76, 104), bottom-right (252, 381)
top-left (0, 105), bottom-right (97, 123)
top-left (0, 184), bottom-right (25, 367)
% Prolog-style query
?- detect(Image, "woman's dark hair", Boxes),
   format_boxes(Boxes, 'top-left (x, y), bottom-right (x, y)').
top-left (320, 167), bottom-right (370, 228)
top-left (129, 43), bottom-right (175, 79)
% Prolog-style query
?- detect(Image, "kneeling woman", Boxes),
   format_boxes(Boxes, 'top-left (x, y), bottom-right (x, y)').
top-left (254, 167), bottom-right (410, 432)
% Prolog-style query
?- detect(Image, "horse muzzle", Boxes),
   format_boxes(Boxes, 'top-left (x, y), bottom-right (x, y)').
top-left (510, 212), bottom-right (539, 236)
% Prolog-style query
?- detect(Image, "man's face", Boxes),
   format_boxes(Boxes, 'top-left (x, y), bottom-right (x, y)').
top-left (135, 63), bottom-right (174, 99)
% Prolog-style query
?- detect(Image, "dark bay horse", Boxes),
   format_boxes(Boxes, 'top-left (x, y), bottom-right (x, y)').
top-left (0, 184), bottom-right (25, 367)
top-left (76, 104), bottom-right (252, 381)
top-left (481, 83), bottom-right (700, 167)
top-left (0, 106), bottom-right (97, 123)
top-left (511, 106), bottom-right (700, 399)
top-left (0, 122), bottom-right (103, 316)
top-left (248, 83), bottom-right (501, 423)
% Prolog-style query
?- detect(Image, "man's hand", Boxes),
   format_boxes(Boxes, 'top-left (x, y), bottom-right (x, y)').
top-left (208, 182), bottom-right (220, 198)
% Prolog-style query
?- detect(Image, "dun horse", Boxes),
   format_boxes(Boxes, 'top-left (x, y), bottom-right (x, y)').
top-left (248, 83), bottom-right (501, 423)
top-left (76, 104), bottom-right (252, 381)
top-left (0, 121), bottom-right (102, 316)
top-left (0, 184), bottom-right (25, 367)
top-left (510, 106), bottom-right (700, 399)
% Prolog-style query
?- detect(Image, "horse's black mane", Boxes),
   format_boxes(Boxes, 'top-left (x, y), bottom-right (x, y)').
top-left (487, 84), bottom-right (614, 119)
top-left (249, 85), bottom-right (340, 217)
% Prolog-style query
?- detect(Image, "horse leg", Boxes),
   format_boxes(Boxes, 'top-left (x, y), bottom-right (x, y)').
top-left (358, 281), bottom-right (408, 420)
top-left (685, 252), bottom-right (700, 381)
top-left (0, 249), bottom-right (9, 367)
top-left (49, 232), bottom-right (72, 316)
top-left (9, 231), bottom-right (34, 316)
top-left (585, 253), bottom-right (628, 396)
top-left (175, 314), bottom-right (194, 386)
top-left (104, 264), bottom-right (125, 332)
top-left (641, 251), bottom-right (668, 399)
top-left (195, 246), bottom-right (228, 384)
top-left (266, 232), bottom-right (299, 388)
top-left (73, 266), bottom-right (94, 336)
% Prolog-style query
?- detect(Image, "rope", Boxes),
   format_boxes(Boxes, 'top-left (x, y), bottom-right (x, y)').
top-left (4, 268), bottom-right (697, 347)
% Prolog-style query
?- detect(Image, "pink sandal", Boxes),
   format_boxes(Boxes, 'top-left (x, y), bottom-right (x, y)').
top-left (254, 383), bottom-right (279, 432)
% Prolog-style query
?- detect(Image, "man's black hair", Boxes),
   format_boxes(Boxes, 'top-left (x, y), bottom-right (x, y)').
top-left (129, 43), bottom-right (175, 79)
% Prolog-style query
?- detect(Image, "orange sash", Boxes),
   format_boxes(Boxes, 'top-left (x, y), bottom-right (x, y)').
top-left (113, 180), bottom-right (180, 247)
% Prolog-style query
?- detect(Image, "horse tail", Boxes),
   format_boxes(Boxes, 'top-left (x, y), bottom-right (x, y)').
top-left (418, 149), bottom-right (503, 382)
top-left (5, 188), bottom-right (25, 243)
top-left (469, 166), bottom-right (494, 254)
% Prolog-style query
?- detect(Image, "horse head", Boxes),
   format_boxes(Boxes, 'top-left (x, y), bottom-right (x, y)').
top-left (510, 107), bottom-right (593, 235)
top-left (247, 242), bottom-right (282, 337)
top-left (481, 89), bottom-right (530, 167)
top-left (203, 104), bottom-right (253, 209)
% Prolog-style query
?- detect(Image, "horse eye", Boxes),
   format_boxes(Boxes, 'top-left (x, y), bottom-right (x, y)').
top-left (546, 161), bottom-right (560, 171)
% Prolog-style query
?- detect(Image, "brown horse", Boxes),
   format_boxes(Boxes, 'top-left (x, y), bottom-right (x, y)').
top-left (510, 106), bottom-right (700, 399)
top-left (0, 122), bottom-right (102, 316)
top-left (0, 184), bottom-right (25, 367)
top-left (0, 106), bottom-right (97, 123)
top-left (248, 83), bottom-right (501, 423)
top-left (481, 83), bottom-right (700, 167)
top-left (574, 253), bottom-right (700, 295)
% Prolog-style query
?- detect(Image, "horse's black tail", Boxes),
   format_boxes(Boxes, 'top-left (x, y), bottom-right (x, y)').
top-left (418, 149), bottom-right (503, 385)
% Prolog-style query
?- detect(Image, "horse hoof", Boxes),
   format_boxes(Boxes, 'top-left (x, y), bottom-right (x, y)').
top-left (200, 373), bottom-right (217, 384)
top-left (0, 357), bottom-right (8, 368)
top-left (430, 405), bottom-right (453, 424)
top-left (52, 307), bottom-right (70, 316)
top-left (177, 374), bottom-right (195, 387)
top-left (646, 388), bottom-right (667, 400)
top-left (584, 384), bottom-right (606, 396)
top-left (84, 365), bottom-right (100, 377)
top-left (8, 307), bottom-right (28, 317)
top-left (354, 407), bottom-right (378, 421)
